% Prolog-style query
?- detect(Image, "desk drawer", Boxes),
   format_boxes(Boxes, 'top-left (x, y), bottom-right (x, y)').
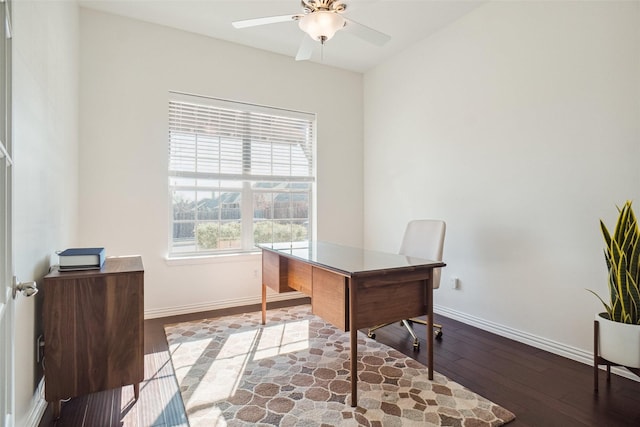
top-left (356, 279), bottom-right (425, 329)
top-left (262, 251), bottom-right (312, 295)
top-left (287, 259), bottom-right (312, 295)
top-left (312, 267), bottom-right (347, 331)
top-left (262, 250), bottom-right (292, 293)
top-left (354, 269), bottom-right (431, 329)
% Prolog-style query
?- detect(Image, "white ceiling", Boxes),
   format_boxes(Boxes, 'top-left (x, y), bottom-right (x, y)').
top-left (78, 0), bottom-right (485, 73)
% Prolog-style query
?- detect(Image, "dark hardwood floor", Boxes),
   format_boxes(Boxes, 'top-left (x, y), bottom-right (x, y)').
top-left (38, 298), bottom-right (640, 426)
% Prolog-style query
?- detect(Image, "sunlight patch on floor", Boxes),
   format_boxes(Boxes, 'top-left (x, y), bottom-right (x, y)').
top-left (170, 319), bottom-right (309, 407)
top-left (253, 320), bottom-right (310, 360)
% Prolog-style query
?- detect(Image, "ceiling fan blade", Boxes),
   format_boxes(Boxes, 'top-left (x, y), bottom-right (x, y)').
top-left (232, 14), bottom-right (298, 29)
top-left (343, 18), bottom-right (391, 46)
top-left (295, 35), bottom-right (315, 61)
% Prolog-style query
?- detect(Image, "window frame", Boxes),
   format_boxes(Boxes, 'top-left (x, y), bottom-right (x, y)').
top-left (167, 92), bottom-right (316, 258)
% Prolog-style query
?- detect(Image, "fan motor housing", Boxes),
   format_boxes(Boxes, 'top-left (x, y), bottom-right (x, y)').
top-left (302, 0), bottom-right (346, 14)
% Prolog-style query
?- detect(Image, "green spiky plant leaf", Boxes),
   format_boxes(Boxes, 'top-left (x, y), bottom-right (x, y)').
top-left (589, 201), bottom-right (640, 324)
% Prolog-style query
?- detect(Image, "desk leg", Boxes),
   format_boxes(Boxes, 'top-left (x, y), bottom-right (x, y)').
top-left (349, 277), bottom-right (358, 407)
top-left (261, 283), bottom-right (267, 325)
top-left (427, 276), bottom-right (434, 381)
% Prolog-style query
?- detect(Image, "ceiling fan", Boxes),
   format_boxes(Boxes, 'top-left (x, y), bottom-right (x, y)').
top-left (232, 0), bottom-right (391, 61)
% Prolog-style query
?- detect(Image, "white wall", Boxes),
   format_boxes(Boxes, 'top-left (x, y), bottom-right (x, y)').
top-left (78, 9), bottom-right (363, 317)
top-left (13, 0), bottom-right (79, 424)
top-left (364, 1), bottom-right (640, 359)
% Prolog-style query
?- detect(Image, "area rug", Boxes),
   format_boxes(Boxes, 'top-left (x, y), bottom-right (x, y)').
top-left (164, 304), bottom-right (515, 427)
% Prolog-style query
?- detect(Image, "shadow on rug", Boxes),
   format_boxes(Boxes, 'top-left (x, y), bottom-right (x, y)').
top-left (164, 304), bottom-right (515, 426)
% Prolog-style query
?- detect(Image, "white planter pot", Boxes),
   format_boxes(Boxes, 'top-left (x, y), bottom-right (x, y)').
top-left (596, 312), bottom-right (640, 368)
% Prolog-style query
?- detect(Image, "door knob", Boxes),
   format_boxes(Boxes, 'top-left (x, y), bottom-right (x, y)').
top-left (12, 276), bottom-right (38, 299)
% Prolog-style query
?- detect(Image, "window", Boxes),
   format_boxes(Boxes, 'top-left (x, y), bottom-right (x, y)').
top-left (168, 92), bottom-right (315, 256)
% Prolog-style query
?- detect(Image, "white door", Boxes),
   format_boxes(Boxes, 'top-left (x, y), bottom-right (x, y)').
top-left (0, 144), bottom-right (13, 427)
top-left (0, 0), bottom-right (13, 425)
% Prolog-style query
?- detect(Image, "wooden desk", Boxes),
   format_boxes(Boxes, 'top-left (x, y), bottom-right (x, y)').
top-left (43, 256), bottom-right (144, 419)
top-left (259, 242), bottom-right (445, 407)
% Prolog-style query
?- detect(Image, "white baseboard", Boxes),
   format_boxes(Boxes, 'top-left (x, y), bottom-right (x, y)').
top-left (21, 378), bottom-right (47, 427)
top-left (144, 292), bottom-right (307, 319)
top-left (434, 304), bottom-right (640, 383)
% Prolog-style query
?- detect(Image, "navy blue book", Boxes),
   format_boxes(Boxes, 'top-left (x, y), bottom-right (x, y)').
top-left (58, 247), bottom-right (105, 270)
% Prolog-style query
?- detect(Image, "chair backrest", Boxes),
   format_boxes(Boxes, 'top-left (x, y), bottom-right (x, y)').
top-left (399, 220), bottom-right (446, 289)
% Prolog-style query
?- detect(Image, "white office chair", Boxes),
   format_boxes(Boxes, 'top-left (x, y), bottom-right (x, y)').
top-left (367, 219), bottom-right (446, 350)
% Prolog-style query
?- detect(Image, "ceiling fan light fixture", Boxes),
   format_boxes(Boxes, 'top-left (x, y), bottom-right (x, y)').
top-left (298, 11), bottom-right (345, 43)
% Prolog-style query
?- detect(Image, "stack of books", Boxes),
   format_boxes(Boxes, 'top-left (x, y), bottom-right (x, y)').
top-left (58, 247), bottom-right (106, 271)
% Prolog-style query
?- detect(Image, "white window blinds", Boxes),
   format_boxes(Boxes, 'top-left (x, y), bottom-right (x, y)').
top-left (169, 93), bottom-right (315, 183)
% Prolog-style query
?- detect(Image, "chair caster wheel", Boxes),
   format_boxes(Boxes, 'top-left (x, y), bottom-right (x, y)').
top-left (368, 332), bottom-right (376, 340)
top-left (413, 340), bottom-right (420, 350)
top-left (435, 330), bottom-right (443, 340)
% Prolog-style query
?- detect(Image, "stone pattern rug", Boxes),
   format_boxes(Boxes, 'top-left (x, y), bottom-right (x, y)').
top-left (164, 305), bottom-right (515, 426)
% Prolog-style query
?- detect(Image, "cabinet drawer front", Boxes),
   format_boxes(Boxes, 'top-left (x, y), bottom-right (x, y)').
top-left (43, 280), bottom-right (80, 400)
top-left (105, 272), bottom-right (144, 386)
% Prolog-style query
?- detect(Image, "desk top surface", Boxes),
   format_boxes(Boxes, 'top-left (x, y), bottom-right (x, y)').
top-left (258, 241), bottom-right (445, 276)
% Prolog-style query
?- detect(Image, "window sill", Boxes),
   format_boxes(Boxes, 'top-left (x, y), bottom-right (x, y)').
top-left (165, 251), bottom-right (261, 266)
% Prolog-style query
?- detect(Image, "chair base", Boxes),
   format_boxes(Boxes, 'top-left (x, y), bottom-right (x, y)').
top-left (367, 318), bottom-right (443, 350)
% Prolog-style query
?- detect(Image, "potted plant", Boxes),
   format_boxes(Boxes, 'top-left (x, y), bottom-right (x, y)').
top-left (590, 200), bottom-right (640, 369)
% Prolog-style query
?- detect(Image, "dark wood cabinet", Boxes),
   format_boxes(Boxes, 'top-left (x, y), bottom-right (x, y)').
top-left (43, 256), bottom-right (144, 418)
